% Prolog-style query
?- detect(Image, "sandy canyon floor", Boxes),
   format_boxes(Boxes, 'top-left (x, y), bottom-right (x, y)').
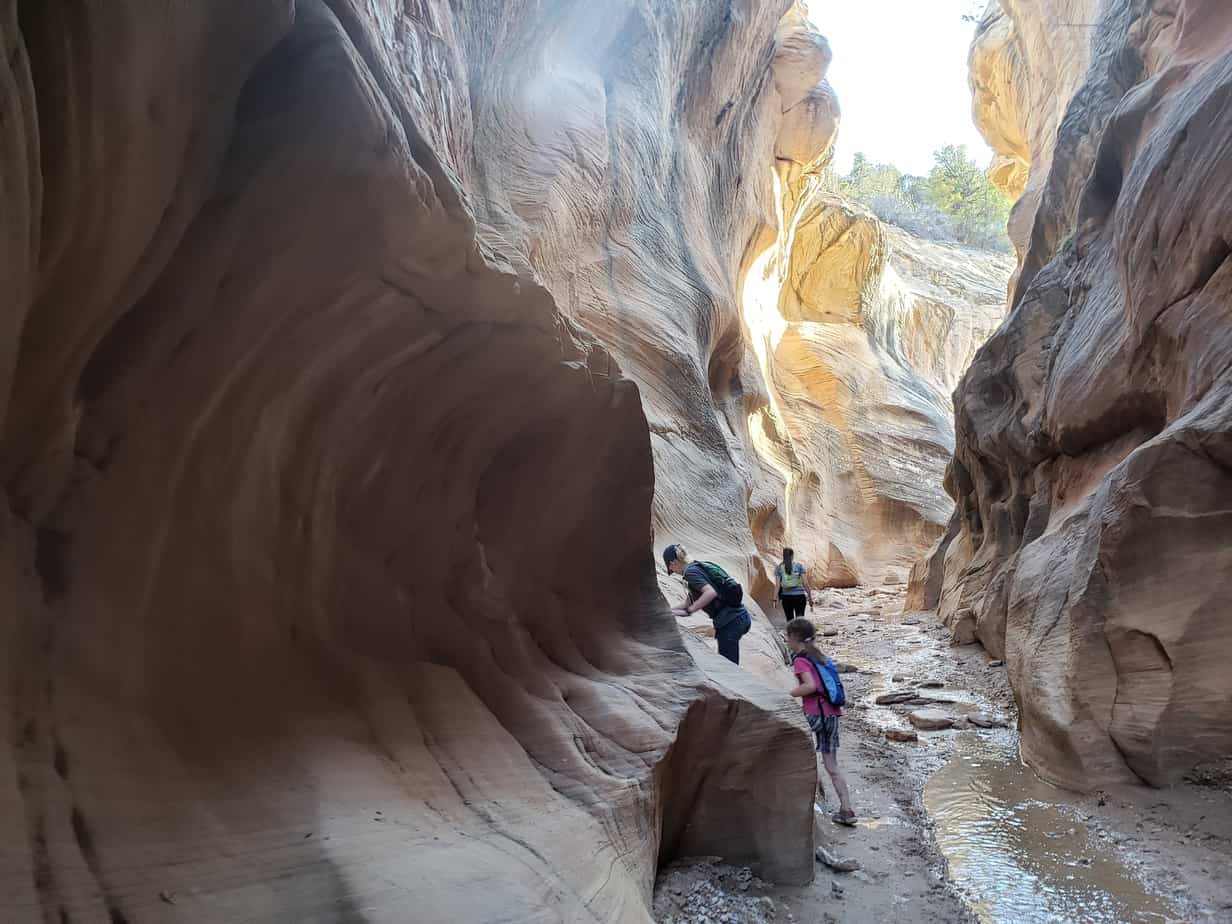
top-left (654, 587), bottom-right (1232, 924)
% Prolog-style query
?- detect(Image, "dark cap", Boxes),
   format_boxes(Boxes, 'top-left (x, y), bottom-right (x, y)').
top-left (662, 544), bottom-right (681, 567)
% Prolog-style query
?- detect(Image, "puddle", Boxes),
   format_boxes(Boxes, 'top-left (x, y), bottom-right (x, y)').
top-left (925, 731), bottom-right (1180, 923)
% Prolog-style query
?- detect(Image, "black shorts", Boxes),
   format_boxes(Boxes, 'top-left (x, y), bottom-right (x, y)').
top-left (780, 594), bottom-right (807, 619)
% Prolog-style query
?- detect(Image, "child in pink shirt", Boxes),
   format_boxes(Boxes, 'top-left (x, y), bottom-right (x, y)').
top-left (787, 617), bottom-right (856, 826)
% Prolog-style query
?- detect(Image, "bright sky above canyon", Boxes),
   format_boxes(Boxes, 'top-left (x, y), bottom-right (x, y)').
top-left (812, 0), bottom-right (995, 175)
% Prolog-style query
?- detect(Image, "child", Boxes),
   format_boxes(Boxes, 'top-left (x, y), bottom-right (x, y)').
top-left (786, 617), bottom-right (856, 826)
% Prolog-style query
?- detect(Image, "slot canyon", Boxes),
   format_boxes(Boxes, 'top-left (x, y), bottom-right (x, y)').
top-left (1, 1), bottom-right (1229, 922)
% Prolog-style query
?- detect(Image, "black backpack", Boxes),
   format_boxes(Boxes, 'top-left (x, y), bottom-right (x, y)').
top-left (695, 561), bottom-right (744, 607)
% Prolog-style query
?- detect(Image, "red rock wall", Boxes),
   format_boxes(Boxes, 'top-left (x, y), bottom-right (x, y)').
top-left (937, 0), bottom-right (1232, 788)
top-left (0, 2), bottom-right (818, 920)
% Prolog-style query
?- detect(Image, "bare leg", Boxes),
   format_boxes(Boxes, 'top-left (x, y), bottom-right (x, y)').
top-left (815, 753), bottom-right (830, 804)
top-left (822, 751), bottom-right (854, 815)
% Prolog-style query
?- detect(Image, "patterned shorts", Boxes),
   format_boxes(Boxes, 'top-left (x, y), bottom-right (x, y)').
top-left (808, 713), bottom-right (840, 754)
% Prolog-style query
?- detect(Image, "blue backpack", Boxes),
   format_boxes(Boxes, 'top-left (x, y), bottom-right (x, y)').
top-left (801, 654), bottom-right (846, 707)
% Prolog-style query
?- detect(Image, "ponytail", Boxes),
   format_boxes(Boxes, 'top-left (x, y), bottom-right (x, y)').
top-left (785, 616), bottom-right (825, 666)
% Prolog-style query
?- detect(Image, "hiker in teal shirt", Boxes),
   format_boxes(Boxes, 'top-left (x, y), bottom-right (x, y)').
top-left (663, 543), bottom-right (751, 665)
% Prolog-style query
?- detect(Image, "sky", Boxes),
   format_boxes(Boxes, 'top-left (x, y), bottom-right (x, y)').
top-left (808, 0), bottom-right (994, 176)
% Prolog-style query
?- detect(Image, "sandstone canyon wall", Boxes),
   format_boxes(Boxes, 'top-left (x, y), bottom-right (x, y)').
top-left (1, 2), bottom-right (829, 920)
top-left (0, 0), bottom-right (1015, 918)
top-left (726, 6), bottom-right (1012, 610)
top-left (931, 0), bottom-right (1232, 790)
top-left (744, 183), bottom-right (1010, 596)
top-left (969, 0), bottom-right (1100, 265)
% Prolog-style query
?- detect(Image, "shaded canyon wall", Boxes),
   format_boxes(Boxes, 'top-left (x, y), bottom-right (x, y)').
top-left (0, 2), bottom-right (825, 920)
top-left (928, 0), bottom-right (1232, 789)
top-left (0, 0), bottom-right (1016, 919)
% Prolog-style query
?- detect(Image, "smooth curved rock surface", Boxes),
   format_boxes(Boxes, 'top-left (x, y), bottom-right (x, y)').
top-left (968, 0), bottom-right (1099, 264)
top-left (743, 179), bottom-right (1010, 591)
top-left (935, 0), bottom-right (1232, 789)
top-left (0, 2), bottom-right (823, 920)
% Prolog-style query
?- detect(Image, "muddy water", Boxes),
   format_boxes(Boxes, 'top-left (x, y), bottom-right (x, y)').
top-left (925, 730), bottom-right (1179, 924)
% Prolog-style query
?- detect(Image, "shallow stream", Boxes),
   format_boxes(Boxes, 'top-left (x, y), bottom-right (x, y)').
top-left (924, 730), bottom-right (1180, 924)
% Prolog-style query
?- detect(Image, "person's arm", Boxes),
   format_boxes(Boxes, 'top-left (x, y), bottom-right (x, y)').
top-left (683, 585), bottom-right (717, 614)
top-left (774, 567), bottom-right (782, 607)
top-left (789, 664), bottom-right (817, 699)
top-left (801, 568), bottom-right (815, 611)
top-left (673, 565), bottom-right (717, 616)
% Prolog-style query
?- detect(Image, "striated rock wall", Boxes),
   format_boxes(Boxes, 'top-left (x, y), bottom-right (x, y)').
top-left (728, 6), bottom-right (1011, 604)
top-left (934, 0), bottom-right (1232, 789)
top-left (968, 0), bottom-right (1100, 266)
top-left (744, 184), bottom-right (1010, 594)
top-left (0, 2), bottom-right (824, 920)
top-left (0, 0), bottom-right (1016, 918)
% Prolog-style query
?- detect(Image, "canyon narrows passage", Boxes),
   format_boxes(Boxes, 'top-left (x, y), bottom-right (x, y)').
top-left (2, 0), bottom-right (1231, 922)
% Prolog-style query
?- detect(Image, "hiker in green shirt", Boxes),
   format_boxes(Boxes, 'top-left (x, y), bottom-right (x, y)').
top-left (663, 543), bottom-right (751, 665)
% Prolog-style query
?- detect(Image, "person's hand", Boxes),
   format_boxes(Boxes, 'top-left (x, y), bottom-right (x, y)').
top-left (671, 607), bottom-right (689, 617)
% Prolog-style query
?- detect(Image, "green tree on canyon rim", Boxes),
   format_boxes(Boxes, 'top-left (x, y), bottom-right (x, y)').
top-left (827, 145), bottom-right (1012, 253)
top-left (927, 144), bottom-right (1013, 250)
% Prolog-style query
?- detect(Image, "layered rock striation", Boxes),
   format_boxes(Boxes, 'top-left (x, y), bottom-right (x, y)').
top-left (712, 7), bottom-right (1009, 607)
top-left (744, 186), bottom-right (1010, 594)
top-left (1, 2), bottom-right (824, 920)
top-left (931, 0), bottom-right (1232, 789)
top-left (968, 0), bottom-right (1100, 266)
top-left (0, 0), bottom-right (1018, 918)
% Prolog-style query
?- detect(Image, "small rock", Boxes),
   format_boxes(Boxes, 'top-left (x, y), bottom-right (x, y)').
top-left (159, 891), bottom-right (178, 905)
top-left (830, 881), bottom-right (845, 899)
top-left (908, 708), bottom-right (956, 730)
top-left (822, 629), bottom-right (839, 637)
top-left (969, 712), bottom-right (1007, 729)
top-left (874, 690), bottom-right (918, 705)
top-left (816, 845), bottom-right (862, 872)
top-left (834, 662), bottom-right (859, 674)
top-left (988, 660), bottom-right (1005, 668)
top-left (891, 674), bottom-right (907, 682)
top-left (885, 728), bottom-right (919, 743)
top-left (918, 680), bottom-right (945, 689)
